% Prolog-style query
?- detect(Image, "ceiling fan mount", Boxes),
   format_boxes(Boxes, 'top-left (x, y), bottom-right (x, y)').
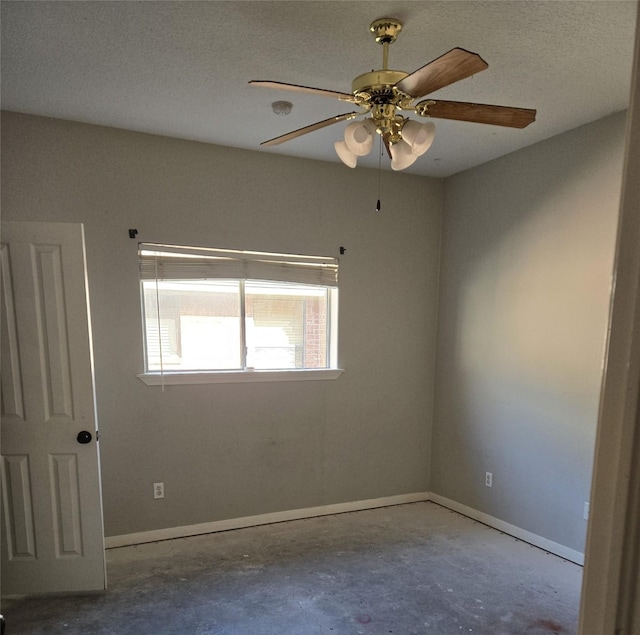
top-left (351, 20), bottom-right (418, 140)
top-left (249, 17), bottom-right (536, 170)
top-left (369, 18), bottom-right (403, 44)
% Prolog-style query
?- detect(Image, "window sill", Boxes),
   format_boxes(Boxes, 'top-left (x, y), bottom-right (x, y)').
top-left (137, 368), bottom-right (344, 386)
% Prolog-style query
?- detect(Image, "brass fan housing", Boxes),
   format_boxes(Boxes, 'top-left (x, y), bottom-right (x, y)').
top-left (369, 18), bottom-right (403, 44)
top-left (352, 20), bottom-right (415, 141)
top-left (351, 72), bottom-right (414, 140)
top-left (352, 70), bottom-right (408, 98)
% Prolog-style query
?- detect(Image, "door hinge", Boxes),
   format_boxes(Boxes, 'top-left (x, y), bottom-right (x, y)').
top-left (96, 430), bottom-right (100, 441)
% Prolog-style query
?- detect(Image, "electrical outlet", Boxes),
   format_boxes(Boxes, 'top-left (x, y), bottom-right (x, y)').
top-left (154, 482), bottom-right (164, 499)
top-left (485, 472), bottom-right (493, 488)
top-left (583, 502), bottom-right (590, 520)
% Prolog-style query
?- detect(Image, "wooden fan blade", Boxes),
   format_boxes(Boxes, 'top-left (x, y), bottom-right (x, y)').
top-left (395, 48), bottom-right (488, 99)
top-left (260, 112), bottom-right (360, 147)
top-left (418, 100), bottom-right (536, 128)
top-left (249, 80), bottom-right (356, 102)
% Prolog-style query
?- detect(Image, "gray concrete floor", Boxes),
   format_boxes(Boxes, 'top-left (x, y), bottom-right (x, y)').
top-left (2, 502), bottom-right (581, 634)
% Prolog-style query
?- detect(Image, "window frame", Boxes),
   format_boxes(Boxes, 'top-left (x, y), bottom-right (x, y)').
top-left (137, 243), bottom-right (343, 385)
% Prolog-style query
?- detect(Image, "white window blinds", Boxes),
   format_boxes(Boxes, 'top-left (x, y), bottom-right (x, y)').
top-left (139, 243), bottom-right (338, 287)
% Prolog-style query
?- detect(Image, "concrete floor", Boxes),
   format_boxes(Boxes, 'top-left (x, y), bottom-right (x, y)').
top-left (2, 502), bottom-right (581, 634)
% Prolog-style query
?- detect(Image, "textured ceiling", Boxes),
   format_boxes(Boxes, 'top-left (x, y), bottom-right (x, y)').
top-left (1, 1), bottom-right (637, 177)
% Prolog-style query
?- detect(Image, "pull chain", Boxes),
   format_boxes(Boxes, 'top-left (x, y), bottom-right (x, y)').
top-left (376, 136), bottom-right (382, 212)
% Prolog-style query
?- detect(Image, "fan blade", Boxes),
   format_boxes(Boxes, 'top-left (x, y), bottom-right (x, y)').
top-left (395, 48), bottom-right (488, 99)
top-left (249, 80), bottom-right (356, 102)
top-left (417, 99), bottom-right (536, 128)
top-left (260, 112), bottom-right (360, 147)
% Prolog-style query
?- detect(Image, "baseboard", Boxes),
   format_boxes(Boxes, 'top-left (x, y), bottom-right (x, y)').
top-left (105, 491), bottom-right (585, 565)
top-left (429, 493), bottom-right (585, 565)
top-left (104, 491), bottom-right (431, 549)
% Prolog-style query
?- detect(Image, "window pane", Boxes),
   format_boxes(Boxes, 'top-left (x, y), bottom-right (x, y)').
top-left (143, 280), bottom-right (241, 371)
top-left (245, 281), bottom-right (328, 369)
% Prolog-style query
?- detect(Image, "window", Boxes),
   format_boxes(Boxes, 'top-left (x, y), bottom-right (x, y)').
top-left (138, 243), bottom-right (340, 384)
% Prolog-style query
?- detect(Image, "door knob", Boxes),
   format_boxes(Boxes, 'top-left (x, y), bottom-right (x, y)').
top-left (77, 431), bottom-right (92, 444)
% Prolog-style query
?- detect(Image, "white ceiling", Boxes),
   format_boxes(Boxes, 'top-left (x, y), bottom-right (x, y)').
top-left (1, 1), bottom-right (637, 177)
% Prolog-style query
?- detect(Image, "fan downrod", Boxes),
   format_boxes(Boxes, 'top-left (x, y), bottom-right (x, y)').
top-left (351, 17), bottom-right (410, 120)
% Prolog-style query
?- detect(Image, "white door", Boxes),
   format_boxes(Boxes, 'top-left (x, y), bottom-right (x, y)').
top-left (1, 221), bottom-right (106, 594)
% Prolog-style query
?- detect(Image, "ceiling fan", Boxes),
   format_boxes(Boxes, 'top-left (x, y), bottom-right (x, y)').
top-left (249, 18), bottom-right (536, 170)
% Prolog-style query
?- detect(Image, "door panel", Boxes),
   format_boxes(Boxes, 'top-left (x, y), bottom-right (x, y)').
top-left (33, 243), bottom-right (74, 421)
top-left (2, 454), bottom-right (37, 559)
top-left (0, 243), bottom-right (26, 422)
top-left (1, 221), bottom-right (106, 594)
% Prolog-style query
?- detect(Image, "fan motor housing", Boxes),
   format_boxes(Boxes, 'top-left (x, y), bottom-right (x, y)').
top-left (352, 70), bottom-right (408, 97)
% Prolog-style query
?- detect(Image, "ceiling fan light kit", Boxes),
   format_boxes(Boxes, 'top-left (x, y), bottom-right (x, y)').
top-left (390, 139), bottom-right (418, 171)
top-left (401, 120), bottom-right (436, 155)
top-left (334, 140), bottom-right (358, 168)
top-left (250, 18), bottom-right (536, 171)
top-left (344, 119), bottom-right (375, 156)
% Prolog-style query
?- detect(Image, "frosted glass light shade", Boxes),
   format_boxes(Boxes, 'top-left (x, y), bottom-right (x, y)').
top-left (334, 141), bottom-right (357, 168)
top-left (401, 120), bottom-right (436, 156)
top-left (344, 119), bottom-right (375, 156)
top-left (390, 139), bottom-right (418, 171)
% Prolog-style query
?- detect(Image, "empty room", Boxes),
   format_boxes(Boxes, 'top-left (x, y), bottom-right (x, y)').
top-left (1, 1), bottom-right (640, 634)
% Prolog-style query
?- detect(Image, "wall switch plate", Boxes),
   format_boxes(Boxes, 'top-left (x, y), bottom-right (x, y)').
top-left (485, 472), bottom-right (493, 488)
top-left (154, 482), bottom-right (164, 499)
top-left (583, 502), bottom-right (590, 520)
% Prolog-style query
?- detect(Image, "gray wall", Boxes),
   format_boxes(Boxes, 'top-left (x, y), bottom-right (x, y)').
top-left (1, 112), bottom-right (442, 537)
top-left (432, 112), bottom-right (626, 553)
top-left (1, 109), bottom-right (625, 553)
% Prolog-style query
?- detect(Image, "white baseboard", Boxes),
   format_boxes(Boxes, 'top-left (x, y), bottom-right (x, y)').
top-left (429, 493), bottom-right (585, 565)
top-left (104, 491), bottom-right (431, 549)
top-left (105, 491), bottom-right (585, 565)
